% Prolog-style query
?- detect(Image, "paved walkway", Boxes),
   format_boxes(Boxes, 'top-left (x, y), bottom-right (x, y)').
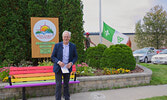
top-left (28, 84), bottom-right (167, 100)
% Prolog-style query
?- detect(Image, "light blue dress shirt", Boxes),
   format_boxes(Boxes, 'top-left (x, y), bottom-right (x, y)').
top-left (62, 43), bottom-right (69, 64)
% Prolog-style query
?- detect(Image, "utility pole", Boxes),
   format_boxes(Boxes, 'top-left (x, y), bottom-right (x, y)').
top-left (99, 0), bottom-right (102, 44)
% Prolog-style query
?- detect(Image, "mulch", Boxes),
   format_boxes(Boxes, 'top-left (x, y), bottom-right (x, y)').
top-left (128, 65), bottom-right (144, 73)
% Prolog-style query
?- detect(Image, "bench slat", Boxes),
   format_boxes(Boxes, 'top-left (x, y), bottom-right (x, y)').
top-left (12, 75), bottom-right (75, 83)
top-left (4, 80), bottom-right (80, 88)
top-left (12, 76), bottom-right (55, 82)
top-left (10, 70), bottom-right (53, 75)
top-left (12, 80), bottom-right (56, 85)
top-left (12, 79), bottom-right (75, 85)
top-left (13, 73), bottom-right (55, 78)
top-left (10, 66), bottom-right (53, 71)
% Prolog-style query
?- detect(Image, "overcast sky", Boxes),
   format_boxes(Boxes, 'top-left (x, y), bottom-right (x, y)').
top-left (81, 0), bottom-right (167, 33)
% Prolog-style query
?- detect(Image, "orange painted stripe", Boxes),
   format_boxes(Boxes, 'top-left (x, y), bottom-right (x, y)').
top-left (13, 73), bottom-right (55, 78)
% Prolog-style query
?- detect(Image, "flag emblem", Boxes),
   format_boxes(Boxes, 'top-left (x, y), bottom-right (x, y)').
top-left (117, 36), bottom-right (124, 43)
top-left (105, 30), bottom-right (110, 36)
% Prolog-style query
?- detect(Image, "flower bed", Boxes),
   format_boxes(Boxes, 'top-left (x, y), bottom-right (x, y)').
top-left (76, 62), bottom-right (144, 77)
top-left (0, 67), bottom-right (9, 82)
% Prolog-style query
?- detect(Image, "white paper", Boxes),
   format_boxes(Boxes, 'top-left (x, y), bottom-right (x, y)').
top-left (61, 64), bottom-right (69, 73)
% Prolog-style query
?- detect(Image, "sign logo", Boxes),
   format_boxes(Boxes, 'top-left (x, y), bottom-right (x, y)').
top-left (33, 20), bottom-right (56, 42)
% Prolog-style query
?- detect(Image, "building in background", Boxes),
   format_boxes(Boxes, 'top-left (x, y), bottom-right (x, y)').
top-left (84, 32), bottom-right (138, 51)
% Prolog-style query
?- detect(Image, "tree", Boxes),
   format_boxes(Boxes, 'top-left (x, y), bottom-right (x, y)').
top-left (60, 0), bottom-right (85, 62)
top-left (135, 5), bottom-right (167, 49)
top-left (47, 0), bottom-right (85, 62)
top-left (0, 0), bottom-right (32, 65)
top-left (0, 0), bottom-right (84, 66)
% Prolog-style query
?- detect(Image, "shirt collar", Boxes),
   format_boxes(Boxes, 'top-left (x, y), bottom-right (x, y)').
top-left (63, 43), bottom-right (69, 47)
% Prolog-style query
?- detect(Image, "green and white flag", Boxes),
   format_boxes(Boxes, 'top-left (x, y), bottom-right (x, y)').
top-left (102, 22), bottom-right (129, 44)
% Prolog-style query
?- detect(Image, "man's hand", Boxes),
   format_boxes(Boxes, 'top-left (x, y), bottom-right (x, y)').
top-left (58, 61), bottom-right (65, 67)
top-left (66, 62), bottom-right (72, 69)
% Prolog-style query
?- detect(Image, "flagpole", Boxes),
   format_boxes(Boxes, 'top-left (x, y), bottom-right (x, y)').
top-left (99, 0), bottom-right (102, 44)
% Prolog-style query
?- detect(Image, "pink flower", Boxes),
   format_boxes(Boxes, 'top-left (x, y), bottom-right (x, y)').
top-left (77, 64), bottom-right (82, 67)
top-left (1, 69), bottom-right (5, 72)
top-left (82, 62), bottom-right (86, 65)
top-left (0, 68), bottom-right (2, 72)
top-left (85, 64), bottom-right (88, 67)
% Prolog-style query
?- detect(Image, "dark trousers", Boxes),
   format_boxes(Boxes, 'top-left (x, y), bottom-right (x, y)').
top-left (55, 70), bottom-right (70, 100)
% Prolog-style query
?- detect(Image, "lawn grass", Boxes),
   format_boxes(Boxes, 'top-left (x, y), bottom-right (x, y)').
top-left (140, 96), bottom-right (167, 100)
top-left (139, 63), bottom-right (167, 100)
top-left (139, 63), bottom-right (167, 85)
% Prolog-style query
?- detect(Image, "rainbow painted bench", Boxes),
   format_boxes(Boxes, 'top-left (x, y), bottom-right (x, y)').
top-left (4, 66), bottom-right (80, 100)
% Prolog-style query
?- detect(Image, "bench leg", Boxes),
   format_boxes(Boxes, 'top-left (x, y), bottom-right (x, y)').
top-left (74, 72), bottom-right (76, 81)
top-left (22, 87), bottom-right (26, 100)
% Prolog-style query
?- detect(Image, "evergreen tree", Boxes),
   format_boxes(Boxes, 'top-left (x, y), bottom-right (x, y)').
top-left (61, 0), bottom-right (84, 62)
top-left (47, 0), bottom-right (85, 62)
top-left (0, 0), bottom-right (31, 65)
top-left (0, 0), bottom-right (85, 66)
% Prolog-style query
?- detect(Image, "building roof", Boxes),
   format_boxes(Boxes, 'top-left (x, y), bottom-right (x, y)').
top-left (83, 32), bottom-right (135, 35)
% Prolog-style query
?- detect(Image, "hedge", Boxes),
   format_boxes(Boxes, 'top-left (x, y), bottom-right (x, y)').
top-left (100, 44), bottom-right (136, 70)
top-left (85, 44), bottom-right (107, 68)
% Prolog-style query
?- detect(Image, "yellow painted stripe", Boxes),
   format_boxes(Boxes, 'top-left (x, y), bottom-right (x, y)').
top-left (12, 75), bottom-right (75, 83)
top-left (70, 75), bottom-right (74, 79)
top-left (12, 76), bottom-right (55, 83)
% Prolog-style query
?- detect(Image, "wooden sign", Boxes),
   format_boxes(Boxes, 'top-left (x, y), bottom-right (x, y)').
top-left (31, 17), bottom-right (59, 58)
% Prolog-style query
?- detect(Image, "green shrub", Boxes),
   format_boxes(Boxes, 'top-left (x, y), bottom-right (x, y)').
top-left (0, 59), bottom-right (14, 68)
top-left (38, 59), bottom-right (53, 66)
top-left (85, 44), bottom-right (107, 68)
top-left (17, 59), bottom-right (33, 67)
top-left (100, 44), bottom-right (136, 70)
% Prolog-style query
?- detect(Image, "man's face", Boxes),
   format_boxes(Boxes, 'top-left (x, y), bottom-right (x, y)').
top-left (63, 32), bottom-right (71, 44)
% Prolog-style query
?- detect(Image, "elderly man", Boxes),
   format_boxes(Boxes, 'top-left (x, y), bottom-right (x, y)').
top-left (51, 30), bottom-right (78, 100)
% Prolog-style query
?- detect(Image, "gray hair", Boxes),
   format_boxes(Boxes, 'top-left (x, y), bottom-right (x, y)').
top-left (62, 30), bottom-right (71, 37)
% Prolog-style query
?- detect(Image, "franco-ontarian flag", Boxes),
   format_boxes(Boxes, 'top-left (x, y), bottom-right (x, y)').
top-left (102, 22), bottom-right (131, 46)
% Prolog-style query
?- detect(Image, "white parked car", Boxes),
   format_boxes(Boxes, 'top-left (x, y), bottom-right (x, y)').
top-left (133, 47), bottom-right (157, 63)
top-left (151, 49), bottom-right (167, 64)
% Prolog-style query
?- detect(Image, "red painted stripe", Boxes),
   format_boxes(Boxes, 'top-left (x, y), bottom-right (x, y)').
top-left (72, 65), bottom-right (76, 72)
top-left (10, 70), bottom-right (53, 75)
top-left (10, 66), bottom-right (53, 71)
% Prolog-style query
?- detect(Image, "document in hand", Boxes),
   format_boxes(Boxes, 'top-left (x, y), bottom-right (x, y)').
top-left (61, 64), bottom-right (69, 73)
